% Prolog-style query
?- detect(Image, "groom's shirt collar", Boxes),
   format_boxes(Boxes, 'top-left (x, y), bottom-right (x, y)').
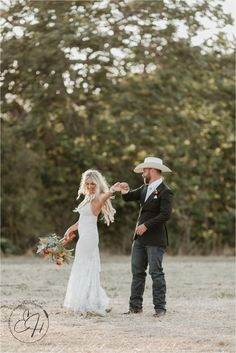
top-left (148, 177), bottom-right (163, 190)
top-left (145, 177), bottom-right (163, 201)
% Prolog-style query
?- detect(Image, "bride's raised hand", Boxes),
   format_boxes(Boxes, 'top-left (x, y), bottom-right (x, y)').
top-left (110, 182), bottom-right (121, 193)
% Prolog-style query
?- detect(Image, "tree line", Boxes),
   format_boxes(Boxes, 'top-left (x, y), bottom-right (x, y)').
top-left (1, 0), bottom-right (235, 255)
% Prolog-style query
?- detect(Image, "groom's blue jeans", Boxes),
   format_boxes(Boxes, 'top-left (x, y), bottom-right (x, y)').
top-left (129, 239), bottom-right (166, 311)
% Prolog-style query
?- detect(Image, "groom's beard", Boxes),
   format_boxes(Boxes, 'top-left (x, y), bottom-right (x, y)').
top-left (143, 174), bottom-right (151, 184)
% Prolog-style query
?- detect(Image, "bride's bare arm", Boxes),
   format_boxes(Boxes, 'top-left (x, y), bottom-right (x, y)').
top-left (91, 182), bottom-right (120, 216)
top-left (65, 222), bottom-right (78, 235)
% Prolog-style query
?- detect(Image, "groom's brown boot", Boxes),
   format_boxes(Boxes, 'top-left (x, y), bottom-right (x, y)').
top-left (153, 309), bottom-right (166, 317)
top-left (123, 307), bottom-right (143, 314)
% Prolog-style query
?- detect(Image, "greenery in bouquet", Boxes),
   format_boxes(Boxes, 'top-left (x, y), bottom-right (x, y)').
top-left (36, 233), bottom-right (74, 265)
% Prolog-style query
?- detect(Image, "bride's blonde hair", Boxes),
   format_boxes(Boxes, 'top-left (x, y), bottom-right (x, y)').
top-left (73, 169), bottom-right (116, 226)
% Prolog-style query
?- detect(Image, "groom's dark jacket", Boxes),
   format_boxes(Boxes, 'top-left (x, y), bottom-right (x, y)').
top-left (122, 182), bottom-right (173, 247)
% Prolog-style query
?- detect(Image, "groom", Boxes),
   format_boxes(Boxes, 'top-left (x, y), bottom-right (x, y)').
top-left (120, 157), bottom-right (173, 317)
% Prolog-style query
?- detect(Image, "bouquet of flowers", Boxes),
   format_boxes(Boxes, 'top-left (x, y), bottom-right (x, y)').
top-left (36, 233), bottom-right (74, 266)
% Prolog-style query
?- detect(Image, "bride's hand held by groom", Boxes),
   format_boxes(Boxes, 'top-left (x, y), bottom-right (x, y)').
top-left (109, 182), bottom-right (122, 193)
top-left (110, 182), bottom-right (130, 193)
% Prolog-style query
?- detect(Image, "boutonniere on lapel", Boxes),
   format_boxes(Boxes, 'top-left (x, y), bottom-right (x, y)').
top-left (153, 190), bottom-right (159, 199)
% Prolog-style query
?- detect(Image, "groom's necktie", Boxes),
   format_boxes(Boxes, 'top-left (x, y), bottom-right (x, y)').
top-left (145, 184), bottom-right (154, 201)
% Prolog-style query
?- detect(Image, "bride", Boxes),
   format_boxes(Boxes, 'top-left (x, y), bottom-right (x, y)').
top-left (62, 169), bottom-right (120, 316)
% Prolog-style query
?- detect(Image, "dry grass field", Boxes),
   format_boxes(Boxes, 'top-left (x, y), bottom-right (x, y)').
top-left (0, 254), bottom-right (235, 353)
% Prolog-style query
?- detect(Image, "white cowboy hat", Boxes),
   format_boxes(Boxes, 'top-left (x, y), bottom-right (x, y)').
top-left (134, 157), bottom-right (172, 173)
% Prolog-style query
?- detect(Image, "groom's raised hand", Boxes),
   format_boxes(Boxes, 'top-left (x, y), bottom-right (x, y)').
top-left (120, 182), bottom-right (130, 193)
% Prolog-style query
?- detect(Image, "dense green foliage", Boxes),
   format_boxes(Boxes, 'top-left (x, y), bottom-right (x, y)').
top-left (1, 0), bottom-right (235, 255)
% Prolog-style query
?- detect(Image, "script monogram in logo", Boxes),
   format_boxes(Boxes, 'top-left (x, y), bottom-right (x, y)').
top-left (9, 301), bottom-right (49, 343)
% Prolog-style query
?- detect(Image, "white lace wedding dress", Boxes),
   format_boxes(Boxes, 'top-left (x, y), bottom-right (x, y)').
top-left (63, 201), bottom-right (110, 316)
